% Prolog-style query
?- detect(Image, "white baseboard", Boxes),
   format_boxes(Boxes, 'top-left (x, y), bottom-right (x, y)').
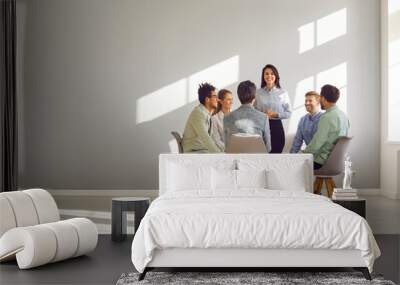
top-left (59, 209), bottom-right (113, 220)
top-left (358, 188), bottom-right (381, 196)
top-left (93, 223), bottom-right (112, 235)
top-left (48, 189), bottom-right (159, 198)
top-left (380, 190), bottom-right (399, 199)
top-left (59, 209), bottom-right (135, 235)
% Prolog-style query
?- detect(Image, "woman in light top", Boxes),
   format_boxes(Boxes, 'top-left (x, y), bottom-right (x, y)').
top-left (211, 89), bottom-right (233, 151)
top-left (255, 64), bottom-right (291, 153)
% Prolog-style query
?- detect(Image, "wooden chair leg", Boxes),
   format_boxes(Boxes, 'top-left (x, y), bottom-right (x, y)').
top-left (313, 178), bottom-right (318, 194)
top-left (330, 178), bottom-right (336, 189)
top-left (318, 177), bottom-right (324, 194)
top-left (324, 178), bottom-right (329, 198)
top-left (314, 177), bottom-right (323, 195)
top-left (325, 178), bottom-right (335, 198)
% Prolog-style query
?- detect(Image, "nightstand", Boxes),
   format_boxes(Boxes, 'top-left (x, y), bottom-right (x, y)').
top-left (111, 197), bottom-right (150, 242)
top-left (332, 198), bottom-right (366, 218)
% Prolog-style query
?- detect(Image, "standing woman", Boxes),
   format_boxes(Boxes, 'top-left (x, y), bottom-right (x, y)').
top-left (211, 89), bottom-right (233, 151)
top-left (255, 64), bottom-right (291, 153)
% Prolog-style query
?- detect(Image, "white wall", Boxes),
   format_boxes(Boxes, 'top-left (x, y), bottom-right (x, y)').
top-left (381, 0), bottom-right (400, 199)
top-left (17, 0), bottom-right (381, 190)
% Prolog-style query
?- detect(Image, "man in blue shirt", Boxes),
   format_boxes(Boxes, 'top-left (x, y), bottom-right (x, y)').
top-left (290, 91), bottom-right (323, 153)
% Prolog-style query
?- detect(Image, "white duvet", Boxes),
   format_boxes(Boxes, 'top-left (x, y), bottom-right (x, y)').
top-left (131, 190), bottom-right (380, 273)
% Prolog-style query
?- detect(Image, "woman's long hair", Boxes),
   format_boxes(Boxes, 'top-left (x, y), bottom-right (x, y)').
top-left (260, 64), bottom-right (281, 89)
top-left (215, 89), bottom-right (232, 114)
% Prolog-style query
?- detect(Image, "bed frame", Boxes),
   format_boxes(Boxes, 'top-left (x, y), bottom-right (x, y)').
top-left (140, 248), bottom-right (371, 280)
top-left (138, 154), bottom-right (371, 281)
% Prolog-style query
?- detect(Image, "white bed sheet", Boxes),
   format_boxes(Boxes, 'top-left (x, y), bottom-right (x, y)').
top-left (131, 190), bottom-right (380, 273)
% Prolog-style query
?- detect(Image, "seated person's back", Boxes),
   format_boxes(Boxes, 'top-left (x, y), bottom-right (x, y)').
top-left (224, 80), bottom-right (271, 152)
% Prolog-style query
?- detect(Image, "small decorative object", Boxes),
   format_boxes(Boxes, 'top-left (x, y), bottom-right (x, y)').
top-left (343, 155), bottom-right (353, 189)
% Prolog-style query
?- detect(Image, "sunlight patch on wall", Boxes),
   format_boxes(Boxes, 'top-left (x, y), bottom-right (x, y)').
top-left (136, 79), bottom-right (187, 123)
top-left (317, 62), bottom-right (347, 113)
top-left (188, 55), bottom-right (240, 102)
top-left (298, 8), bottom-right (347, 54)
top-left (298, 22), bottom-right (315, 53)
top-left (136, 55), bottom-right (239, 124)
top-left (317, 8), bottom-right (347, 46)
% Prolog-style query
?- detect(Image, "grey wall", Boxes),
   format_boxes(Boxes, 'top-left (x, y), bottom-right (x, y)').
top-left (17, 0), bottom-right (380, 190)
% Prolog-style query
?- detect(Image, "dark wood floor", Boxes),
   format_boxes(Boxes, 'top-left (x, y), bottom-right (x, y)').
top-left (0, 235), bottom-right (133, 285)
top-left (0, 235), bottom-right (399, 285)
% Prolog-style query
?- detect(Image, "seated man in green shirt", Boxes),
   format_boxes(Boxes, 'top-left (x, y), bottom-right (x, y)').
top-left (304, 84), bottom-right (350, 169)
top-left (182, 83), bottom-right (221, 153)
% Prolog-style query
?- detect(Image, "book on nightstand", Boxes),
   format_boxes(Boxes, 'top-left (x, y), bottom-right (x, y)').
top-left (332, 188), bottom-right (359, 200)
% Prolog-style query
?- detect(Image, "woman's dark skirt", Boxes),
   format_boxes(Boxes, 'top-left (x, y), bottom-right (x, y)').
top-left (269, 119), bottom-right (285, 153)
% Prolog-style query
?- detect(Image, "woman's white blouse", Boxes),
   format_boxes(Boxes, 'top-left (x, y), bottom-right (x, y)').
top-left (255, 86), bottom-right (292, 120)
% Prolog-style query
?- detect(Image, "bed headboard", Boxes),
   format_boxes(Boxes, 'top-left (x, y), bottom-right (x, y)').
top-left (159, 153), bottom-right (314, 196)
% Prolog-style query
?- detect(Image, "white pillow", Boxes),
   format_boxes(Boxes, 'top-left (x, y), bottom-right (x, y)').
top-left (167, 162), bottom-right (212, 191)
top-left (237, 158), bottom-right (309, 192)
top-left (236, 169), bottom-right (267, 189)
top-left (211, 168), bottom-right (237, 191)
top-left (266, 163), bottom-right (307, 191)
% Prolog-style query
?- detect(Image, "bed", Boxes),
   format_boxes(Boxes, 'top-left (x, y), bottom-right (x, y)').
top-left (131, 154), bottom-right (380, 280)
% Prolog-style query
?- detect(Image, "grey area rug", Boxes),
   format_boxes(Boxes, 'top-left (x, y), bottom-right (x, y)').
top-left (116, 272), bottom-right (396, 285)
